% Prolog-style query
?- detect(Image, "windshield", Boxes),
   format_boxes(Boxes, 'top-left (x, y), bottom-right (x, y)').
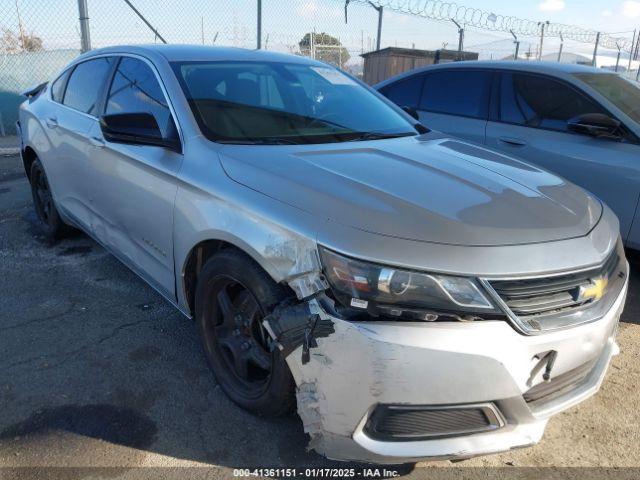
top-left (574, 73), bottom-right (640, 123)
top-left (172, 61), bottom-right (418, 144)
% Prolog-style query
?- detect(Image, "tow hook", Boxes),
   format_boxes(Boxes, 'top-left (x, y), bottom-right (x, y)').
top-left (527, 350), bottom-right (558, 386)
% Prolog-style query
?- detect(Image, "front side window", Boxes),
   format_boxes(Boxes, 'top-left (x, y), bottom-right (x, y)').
top-left (51, 69), bottom-right (71, 103)
top-left (419, 70), bottom-right (492, 119)
top-left (172, 61), bottom-right (417, 144)
top-left (106, 57), bottom-right (173, 136)
top-left (380, 75), bottom-right (424, 109)
top-left (574, 72), bottom-right (640, 124)
top-left (500, 73), bottom-right (605, 132)
top-left (63, 57), bottom-right (114, 115)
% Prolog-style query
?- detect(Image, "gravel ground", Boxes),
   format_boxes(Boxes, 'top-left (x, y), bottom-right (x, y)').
top-left (0, 153), bottom-right (638, 479)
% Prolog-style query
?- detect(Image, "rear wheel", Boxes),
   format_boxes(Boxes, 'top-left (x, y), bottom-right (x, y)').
top-left (29, 159), bottom-right (73, 240)
top-left (195, 249), bottom-right (295, 416)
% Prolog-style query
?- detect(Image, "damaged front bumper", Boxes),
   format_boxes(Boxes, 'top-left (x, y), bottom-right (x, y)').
top-left (269, 274), bottom-right (626, 464)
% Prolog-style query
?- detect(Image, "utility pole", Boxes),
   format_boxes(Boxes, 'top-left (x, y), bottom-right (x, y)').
top-left (452, 19), bottom-right (464, 59)
top-left (592, 31), bottom-right (600, 66)
top-left (557, 32), bottom-right (563, 62)
top-left (615, 41), bottom-right (622, 72)
top-left (373, 3), bottom-right (383, 51)
top-left (257, 0), bottom-right (262, 49)
top-left (628, 29), bottom-right (637, 72)
top-left (510, 30), bottom-right (520, 60)
top-left (345, 1), bottom-right (383, 51)
top-left (538, 21), bottom-right (548, 60)
top-left (77, 0), bottom-right (91, 53)
top-left (310, 30), bottom-right (315, 59)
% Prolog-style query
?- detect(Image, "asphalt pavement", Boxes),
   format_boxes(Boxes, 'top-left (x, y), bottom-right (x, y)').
top-left (1, 153), bottom-right (639, 479)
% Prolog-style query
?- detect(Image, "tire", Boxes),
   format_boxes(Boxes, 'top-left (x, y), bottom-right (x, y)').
top-left (195, 249), bottom-right (296, 416)
top-left (29, 159), bottom-right (73, 240)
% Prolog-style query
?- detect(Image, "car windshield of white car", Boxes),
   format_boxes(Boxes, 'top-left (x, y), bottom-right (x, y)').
top-left (172, 61), bottom-right (418, 144)
top-left (574, 73), bottom-right (640, 124)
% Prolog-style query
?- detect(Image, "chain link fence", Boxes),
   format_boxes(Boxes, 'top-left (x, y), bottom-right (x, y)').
top-left (1, 0), bottom-right (638, 138)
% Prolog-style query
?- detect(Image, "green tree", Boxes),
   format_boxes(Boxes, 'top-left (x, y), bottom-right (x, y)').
top-left (299, 32), bottom-right (350, 69)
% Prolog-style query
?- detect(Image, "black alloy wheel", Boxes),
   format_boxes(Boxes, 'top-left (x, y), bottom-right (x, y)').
top-left (195, 250), bottom-right (295, 416)
top-left (210, 276), bottom-right (272, 392)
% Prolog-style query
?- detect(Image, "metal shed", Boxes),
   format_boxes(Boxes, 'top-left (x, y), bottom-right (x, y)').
top-left (361, 47), bottom-right (479, 85)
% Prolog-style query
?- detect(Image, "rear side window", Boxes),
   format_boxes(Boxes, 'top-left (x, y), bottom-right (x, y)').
top-left (419, 70), bottom-right (492, 119)
top-left (380, 75), bottom-right (424, 109)
top-left (499, 73), bottom-right (605, 132)
top-left (51, 69), bottom-right (71, 103)
top-left (106, 57), bottom-right (173, 136)
top-left (63, 57), bottom-right (114, 115)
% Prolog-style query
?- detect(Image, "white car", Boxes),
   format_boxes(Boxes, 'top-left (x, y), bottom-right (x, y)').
top-left (377, 61), bottom-right (640, 248)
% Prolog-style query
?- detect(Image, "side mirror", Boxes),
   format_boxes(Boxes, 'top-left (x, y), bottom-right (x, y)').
top-left (99, 112), bottom-right (181, 152)
top-left (401, 105), bottom-right (420, 120)
top-left (567, 113), bottom-right (622, 140)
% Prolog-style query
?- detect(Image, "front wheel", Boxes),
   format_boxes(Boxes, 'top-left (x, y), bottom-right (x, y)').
top-left (195, 249), bottom-right (296, 416)
top-left (29, 159), bottom-right (73, 240)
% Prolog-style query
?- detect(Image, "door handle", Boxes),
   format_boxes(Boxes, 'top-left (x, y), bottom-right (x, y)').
top-left (89, 135), bottom-right (105, 148)
top-left (45, 117), bottom-right (58, 129)
top-left (498, 136), bottom-right (527, 147)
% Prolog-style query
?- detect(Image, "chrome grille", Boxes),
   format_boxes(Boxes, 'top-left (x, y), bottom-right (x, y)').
top-left (489, 249), bottom-right (619, 318)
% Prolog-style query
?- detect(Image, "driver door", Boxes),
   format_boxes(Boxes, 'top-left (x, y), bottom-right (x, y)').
top-left (87, 56), bottom-right (182, 297)
top-left (485, 72), bottom-right (640, 241)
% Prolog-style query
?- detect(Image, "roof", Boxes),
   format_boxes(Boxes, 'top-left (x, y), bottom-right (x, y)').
top-left (361, 46), bottom-right (476, 58)
top-left (374, 59), bottom-right (613, 88)
top-left (424, 60), bottom-right (606, 74)
top-left (80, 44), bottom-right (321, 65)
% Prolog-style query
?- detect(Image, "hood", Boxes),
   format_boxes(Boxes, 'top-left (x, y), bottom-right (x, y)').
top-left (218, 136), bottom-right (602, 247)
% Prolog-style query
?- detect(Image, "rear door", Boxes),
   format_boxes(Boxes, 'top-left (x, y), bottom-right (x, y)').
top-left (378, 74), bottom-right (424, 113)
top-left (44, 57), bottom-right (115, 228)
top-left (380, 69), bottom-right (492, 144)
top-left (485, 71), bottom-right (640, 241)
top-left (417, 69), bottom-right (492, 145)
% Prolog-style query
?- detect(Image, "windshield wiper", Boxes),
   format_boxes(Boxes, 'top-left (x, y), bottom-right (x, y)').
top-left (345, 131), bottom-right (417, 142)
top-left (218, 137), bottom-right (301, 145)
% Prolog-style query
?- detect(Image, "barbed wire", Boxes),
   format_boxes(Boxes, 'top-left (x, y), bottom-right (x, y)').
top-left (353, 0), bottom-right (634, 50)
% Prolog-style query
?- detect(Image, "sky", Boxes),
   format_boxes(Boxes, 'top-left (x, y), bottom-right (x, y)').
top-left (2, 0), bottom-right (640, 62)
top-left (484, 0), bottom-right (640, 32)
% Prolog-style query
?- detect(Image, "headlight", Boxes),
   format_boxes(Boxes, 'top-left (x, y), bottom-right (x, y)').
top-left (319, 247), bottom-right (502, 321)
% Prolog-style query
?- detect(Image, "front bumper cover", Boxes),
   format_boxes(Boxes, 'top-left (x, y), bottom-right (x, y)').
top-left (281, 270), bottom-right (627, 464)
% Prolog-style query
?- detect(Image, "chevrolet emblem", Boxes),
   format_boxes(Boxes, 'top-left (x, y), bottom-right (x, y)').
top-left (578, 277), bottom-right (608, 302)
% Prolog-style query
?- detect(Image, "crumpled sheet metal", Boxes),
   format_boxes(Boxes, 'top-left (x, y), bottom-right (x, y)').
top-left (281, 300), bottom-right (535, 463)
top-left (262, 235), bottom-right (329, 299)
top-left (280, 300), bottom-right (379, 461)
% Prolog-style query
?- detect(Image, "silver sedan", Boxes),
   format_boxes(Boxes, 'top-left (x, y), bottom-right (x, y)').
top-left (17, 45), bottom-right (627, 464)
